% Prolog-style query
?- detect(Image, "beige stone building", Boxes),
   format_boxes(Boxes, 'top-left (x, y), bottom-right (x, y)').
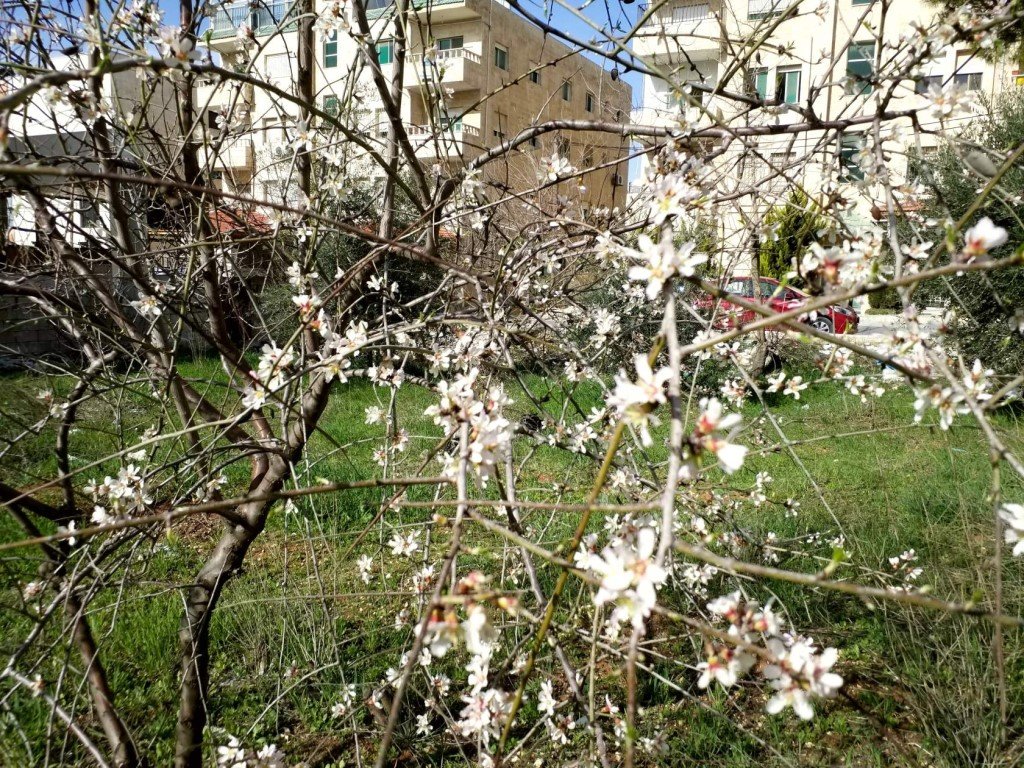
top-left (630, 0), bottom-right (1021, 266)
top-left (197, 0), bottom-right (633, 212)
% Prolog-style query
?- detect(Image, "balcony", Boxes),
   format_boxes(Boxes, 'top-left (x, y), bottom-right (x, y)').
top-left (634, 1), bottom-right (720, 59)
top-left (200, 138), bottom-right (255, 171)
top-left (404, 48), bottom-right (483, 92)
top-left (208, 2), bottom-right (295, 41)
top-left (367, 0), bottom-right (481, 22)
top-left (407, 121), bottom-right (481, 160)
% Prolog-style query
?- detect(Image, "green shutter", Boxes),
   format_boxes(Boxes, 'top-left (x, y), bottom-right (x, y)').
top-left (378, 41), bottom-right (393, 65)
top-left (755, 70), bottom-right (768, 99)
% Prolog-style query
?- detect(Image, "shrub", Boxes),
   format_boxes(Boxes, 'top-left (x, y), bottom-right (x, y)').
top-left (758, 190), bottom-right (828, 283)
top-left (916, 90), bottom-right (1024, 373)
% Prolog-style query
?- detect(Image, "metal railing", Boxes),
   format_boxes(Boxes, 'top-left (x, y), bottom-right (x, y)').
top-left (407, 122), bottom-right (480, 138)
top-left (407, 48), bottom-right (482, 65)
top-left (209, 1), bottom-right (294, 38)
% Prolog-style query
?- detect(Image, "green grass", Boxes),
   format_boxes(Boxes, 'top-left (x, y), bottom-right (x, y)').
top-left (1, 362), bottom-right (1023, 766)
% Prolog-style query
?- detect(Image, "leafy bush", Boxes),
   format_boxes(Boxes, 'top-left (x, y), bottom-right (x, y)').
top-left (917, 90), bottom-right (1024, 373)
top-left (759, 190), bottom-right (828, 283)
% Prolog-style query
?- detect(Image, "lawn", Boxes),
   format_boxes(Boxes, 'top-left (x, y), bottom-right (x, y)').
top-left (0, 359), bottom-right (1022, 766)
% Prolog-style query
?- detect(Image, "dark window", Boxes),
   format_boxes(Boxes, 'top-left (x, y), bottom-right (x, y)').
top-left (529, 69), bottom-right (541, 84)
top-left (953, 72), bottom-right (982, 90)
top-left (840, 133), bottom-right (866, 180)
top-left (748, 68), bottom-right (769, 99)
top-left (323, 95), bottom-right (339, 117)
top-left (438, 35), bottom-right (463, 50)
top-left (915, 75), bottom-right (942, 94)
top-left (585, 92), bottom-right (595, 112)
top-left (561, 80), bottom-right (572, 101)
top-left (494, 46), bottom-right (508, 70)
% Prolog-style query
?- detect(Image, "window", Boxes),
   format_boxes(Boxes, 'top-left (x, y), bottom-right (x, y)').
top-left (915, 75), bottom-right (941, 94)
top-left (748, 67), bottom-right (769, 99)
top-left (494, 45), bottom-right (508, 70)
top-left (954, 52), bottom-right (982, 91)
top-left (440, 109), bottom-right (463, 130)
top-left (561, 80), bottom-right (572, 101)
top-left (953, 72), bottom-right (983, 90)
top-left (725, 278), bottom-right (753, 296)
top-left (582, 147), bottom-right (594, 167)
top-left (528, 135), bottom-right (539, 148)
top-left (852, 0), bottom-right (874, 4)
top-left (672, 2), bottom-right (710, 22)
top-left (438, 36), bottom-right (463, 50)
top-left (377, 40), bottom-right (393, 64)
top-left (846, 41), bottom-right (875, 94)
top-left (323, 95), bottom-right (339, 117)
top-left (748, 0), bottom-right (783, 19)
top-left (840, 133), bottom-right (866, 180)
top-left (529, 69), bottom-right (541, 84)
top-left (558, 137), bottom-right (571, 157)
top-left (324, 31), bottom-right (337, 68)
top-left (493, 112), bottom-right (506, 140)
top-left (78, 199), bottom-right (100, 227)
top-left (776, 66), bottom-right (801, 103)
top-left (585, 92), bottom-right (595, 112)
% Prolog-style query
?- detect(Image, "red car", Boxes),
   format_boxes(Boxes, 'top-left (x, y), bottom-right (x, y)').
top-left (695, 276), bottom-right (859, 334)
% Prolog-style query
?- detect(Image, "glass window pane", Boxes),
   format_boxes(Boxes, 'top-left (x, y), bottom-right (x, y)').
top-left (846, 42), bottom-right (874, 94)
top-left (378, 41), bottom-right (392, 64)
top-left (754, 69), bottom-right (768, 99)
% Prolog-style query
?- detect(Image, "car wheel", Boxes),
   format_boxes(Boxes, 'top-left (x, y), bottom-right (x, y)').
top-left (808, 316), bottom-right (833, 333)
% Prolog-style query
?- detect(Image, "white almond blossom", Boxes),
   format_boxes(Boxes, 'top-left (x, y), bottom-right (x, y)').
top-left (962, 217), bottom-right (1008, 259)
top-left (588, 526), bottom-right (668, 630)
top-left (626, 233), bottom-right (706, 300)
top-left (999, 503), bottom-right (1024, 557)
top-left (606, 354), bottom-right (672, 446)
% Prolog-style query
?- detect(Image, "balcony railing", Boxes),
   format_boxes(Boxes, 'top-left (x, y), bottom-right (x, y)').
top-left (209, 2), bottom-right (295, 39)
top-left (368, 0), bottom-right (468, 17)
top-left (407, 123), bottom-right (480, 139)
top-left (407, 47), bottom-right (481, 65)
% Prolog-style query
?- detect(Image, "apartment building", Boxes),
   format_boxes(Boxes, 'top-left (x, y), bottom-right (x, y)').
top-left (631, 0), bottom-right (1020, 263)
top-left (196, 0), bottom-right (633, 212)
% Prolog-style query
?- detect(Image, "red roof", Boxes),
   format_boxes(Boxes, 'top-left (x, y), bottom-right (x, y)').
top-left (210, 208), bottom-right (272, 236)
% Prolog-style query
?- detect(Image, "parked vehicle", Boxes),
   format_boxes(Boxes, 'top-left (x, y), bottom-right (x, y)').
top-left (694, 276), bottom-right (859, 334)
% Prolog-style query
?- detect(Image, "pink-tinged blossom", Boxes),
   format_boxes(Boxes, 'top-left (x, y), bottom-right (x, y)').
top-left (763, 639), bottom-right (843, 720)
top-left (962, 217), bottom-right (1008, 259)
top-left (588, 527), bottom-right (668, 629)
top-left (691, 398), bottom-right (748, 475)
